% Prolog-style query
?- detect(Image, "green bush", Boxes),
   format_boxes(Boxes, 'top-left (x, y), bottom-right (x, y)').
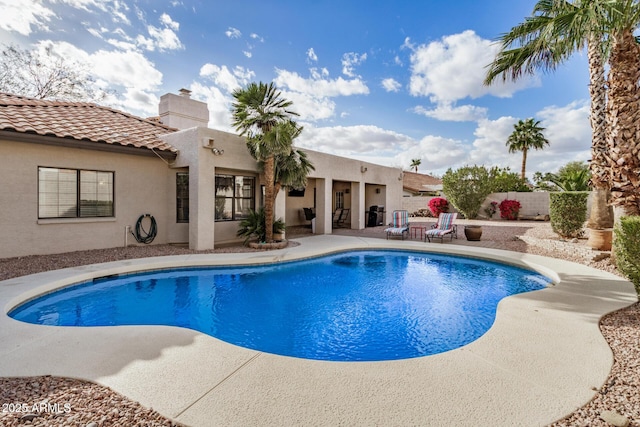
top-left (614, 216), bottom-right (640, 293)
top-left (549, 192), bottom-right (588, 238)
top-left (442, 165), bottom-right (494, 219)
top-left (237, 208), bottom-right (286, 244)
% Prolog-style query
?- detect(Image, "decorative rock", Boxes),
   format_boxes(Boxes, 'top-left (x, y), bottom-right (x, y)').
top-left (86, 422), bottom-right (98, 427)
top-left (600, 410), bottom-right (630, 427)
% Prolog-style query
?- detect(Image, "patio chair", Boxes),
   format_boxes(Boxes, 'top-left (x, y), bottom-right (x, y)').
top-left (424, 213), bottom-right (458, 243)
top-left (302, 207), bottom-right (315, 228)
top-left (384, 210), bottom-right (410, 240)
top-left (333, 208), bottom-right (350, 228)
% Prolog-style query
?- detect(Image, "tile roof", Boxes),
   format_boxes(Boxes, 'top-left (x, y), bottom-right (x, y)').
top-left (0, 92), bottom-right (178, 154)
top-left (403, 170), bottom-right (443, 193)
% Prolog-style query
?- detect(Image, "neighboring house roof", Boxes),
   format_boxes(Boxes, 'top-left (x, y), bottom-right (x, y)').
top-left (0, 92), bottom-right (178, 155)
top-left (403, 171), bottom-right (443, 193)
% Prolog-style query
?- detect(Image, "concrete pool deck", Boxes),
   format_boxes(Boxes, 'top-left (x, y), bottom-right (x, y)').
top-left (0, 235), bottom-right (636, 426)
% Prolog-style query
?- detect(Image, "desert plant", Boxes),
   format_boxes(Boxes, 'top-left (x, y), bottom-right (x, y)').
top-left (236, 208), bottom-right (286, 244)
top-left (499, 199), bottom-right (521, 220)
top-left (428, 197), bottom-right (449, 217)
top-left (549, 192), bottom-right (589, 238)
top-left (442, 165), bottom-right (494, 219)
top-left (614, 216), bottom-right (640, 293)
top-left (484, 201), bottom-right (498, 219)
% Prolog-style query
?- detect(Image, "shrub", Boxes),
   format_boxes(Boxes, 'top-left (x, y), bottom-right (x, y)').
top-left (549, 192), bottom-right (588, 238)
top-left (442, 165), bottom-right (494, 219)
top-left (614, 216), bottom-right (640, 293)
top-left (484, 201), bottom-right (498, 218)
top-left (489, 167), bottom-right (531, 192)
top-left (428, 197), bottom-right (449, 217)
top-left (236, 208), bottom-right (286, 244)
top-left (498, 199), bottom-right (521, 220)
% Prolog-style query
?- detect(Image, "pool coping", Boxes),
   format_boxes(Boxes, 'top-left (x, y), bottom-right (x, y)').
top-left (0, 235), bottom-right (637, 426)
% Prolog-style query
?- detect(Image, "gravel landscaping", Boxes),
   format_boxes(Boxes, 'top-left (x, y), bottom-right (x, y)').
top-left (0, 220), bottom-right (637, 426)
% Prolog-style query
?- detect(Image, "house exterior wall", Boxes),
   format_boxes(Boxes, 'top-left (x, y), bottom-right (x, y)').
top-left (1, 126), bottom-right (406, 258)
top-left (0, 138), bottom-right (171, 258)
top-left (302, 149), bottom-right (403, 229)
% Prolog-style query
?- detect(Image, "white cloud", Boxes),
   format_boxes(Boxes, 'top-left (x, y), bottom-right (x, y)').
top-left (413, 103), bottom-right (488, 122)
top-left (297, 124), bottom-right (414, 157)
top-left (89, 49), bottom-right (161, 93)
top-left (536, 101), bottom-right (591, 154)
top-left (188, 82), bottom-right (234, 131)
top-left (160, 13), bottom-right (179, 31)
top-left (243, 50), bottom-right (252, 58)
top-left (146, 25), bottom-right (183, 51)
top-left (341, 52), bottom-right (367, 77)
top-left (250, 33), bottom-right (264, 42)
top-left (273, 68), bottom-right (369, 122)
top-left (307, 48), bottom-right (318, 62)
top-left (0, 0), bottom-right (55, 35)
top-left (281, 91), bottom-right (336, 121)
top-left (225, 27), bottom-right (241, 39)
top-left (274, 69), bottom-right (369, 98)
top-left (199, 63), bottom-right (255, 93)
top-left (381, 78), bottom-right (401, 92)
top-left (408, 30), bottom-right (538, 103)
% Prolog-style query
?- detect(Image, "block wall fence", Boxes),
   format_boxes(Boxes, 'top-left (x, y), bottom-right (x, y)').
top-left (403, 191), bottom-right (593, 219)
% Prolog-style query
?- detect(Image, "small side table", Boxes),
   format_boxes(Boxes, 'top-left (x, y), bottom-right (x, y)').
top-left (410, 225), bottom-right (427, 240)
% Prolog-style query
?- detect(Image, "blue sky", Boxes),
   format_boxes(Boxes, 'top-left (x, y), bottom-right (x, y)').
top-left (0, 0), bottom-right (593, 178)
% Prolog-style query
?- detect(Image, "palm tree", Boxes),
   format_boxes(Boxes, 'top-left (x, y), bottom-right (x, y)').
top-left (410, 158), bottom-right (421, 172)
top-left (232, 82), bottom-right (299, 242)
top-left (246, 122), bottom-right (315, 198)
top-left (605, 1), bottom-right (640, 217)
top-left (485, 0), bottom-right (613, 228)
top-left (506, 118), bottom-right (549, 180)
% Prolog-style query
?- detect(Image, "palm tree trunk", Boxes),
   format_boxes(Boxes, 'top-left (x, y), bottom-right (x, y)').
top-left (520, 148), bottom-right (528, 180)
top-left (587, 36), bottom-right (614, 229)
top-left (264, 155), bottom-right (276, 243)
top-left (606, 29), bottom-right (640, 218)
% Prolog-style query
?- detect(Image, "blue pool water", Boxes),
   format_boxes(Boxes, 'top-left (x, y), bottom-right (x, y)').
top-left (10, 250), bottom-right (550, 361)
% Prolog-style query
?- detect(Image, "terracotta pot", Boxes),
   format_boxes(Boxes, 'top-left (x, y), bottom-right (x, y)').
top-left (464, 225), bottom-right (482, 241)
top-left (587, 228), bottom-right (612, 251)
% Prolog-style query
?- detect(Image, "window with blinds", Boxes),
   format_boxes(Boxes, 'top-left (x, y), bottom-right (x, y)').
top-left (38, 167), bottom-right (114, 219)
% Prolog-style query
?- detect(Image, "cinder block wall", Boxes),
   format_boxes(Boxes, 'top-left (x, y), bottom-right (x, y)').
top-left (403, 191), bottom-right (593, 219)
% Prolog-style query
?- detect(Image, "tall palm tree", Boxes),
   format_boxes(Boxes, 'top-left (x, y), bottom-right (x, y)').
top-left (232, 82), bottom-right (299, 242)
top-left (506, 118), bottom-right (550, 180)
top-left (485, 0), bottom-right (614, 228)
top-left (246, 122), bottom-right (315, 198)
top-left (605, 1), bottom-right (640, 217)
top-left (486, 0), bottom-right (640, 220)
top-left (410, 158), bottom-right (421, 172)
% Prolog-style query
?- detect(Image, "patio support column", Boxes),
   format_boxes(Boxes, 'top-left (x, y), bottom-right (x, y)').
top-left (315, 178), bottom-right (332, 234)
top-left (350, 182), bottom-right (364, 229)
top-left (188, 149), bottom-right (215, 250)
top-left (274, 189), bottom-right (286, 225)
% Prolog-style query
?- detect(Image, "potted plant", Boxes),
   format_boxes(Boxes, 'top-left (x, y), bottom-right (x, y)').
top-left (464, 225), bottom-right (482, 241)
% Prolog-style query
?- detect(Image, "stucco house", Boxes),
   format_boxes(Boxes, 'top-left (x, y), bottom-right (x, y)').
top-left (0, 90), bottom-right (403, 258)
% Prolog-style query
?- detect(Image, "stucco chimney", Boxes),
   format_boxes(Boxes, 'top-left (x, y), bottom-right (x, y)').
top-left (159, 89), bottom-right (209, 130)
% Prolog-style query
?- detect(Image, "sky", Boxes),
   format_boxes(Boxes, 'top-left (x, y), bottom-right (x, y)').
top-left (0, 0), bottom-right (594, 178)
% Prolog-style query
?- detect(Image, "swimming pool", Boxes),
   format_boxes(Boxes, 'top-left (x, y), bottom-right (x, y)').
top-left (10, 250), bottom-right (550, 361)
